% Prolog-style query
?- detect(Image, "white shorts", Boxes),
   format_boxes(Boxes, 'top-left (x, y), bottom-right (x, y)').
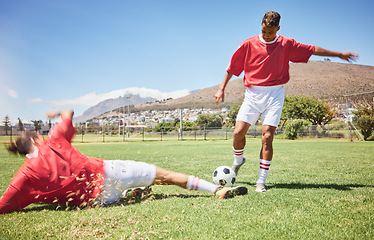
top-left (95, 160), bottom-right (156, 205)
top-left (236, 85), bottom-right (285, 127)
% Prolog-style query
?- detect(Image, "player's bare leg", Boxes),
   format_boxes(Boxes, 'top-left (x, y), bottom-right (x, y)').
top-left (232, 121), bottom-right (251, 175)
top-left (256, 125), bottom-right (276, 192)
top-left (260, 125), bottom-right (276, 160)
top-left (233, 121), bottom-right (251, 150)
top-left (152, 166), bottom-right (247, 198)
top-left (124, 167), bottom-right (189, 199)
top-left (152, 166), bottom-right (189, 188)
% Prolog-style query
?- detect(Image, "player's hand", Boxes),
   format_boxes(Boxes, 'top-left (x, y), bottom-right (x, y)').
top-left (340, 52), bottom-right (359, 62)
top-left (215, 89), bottom-right (225, 106)
top-left (45, 110), bottom-right (57, 119)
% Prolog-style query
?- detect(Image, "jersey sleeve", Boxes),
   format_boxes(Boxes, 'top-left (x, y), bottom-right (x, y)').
top-left (48, 116), bottom-right (76, 143)
top-left (226, 42), bottom-right (248, 76)
top-left (288, 39), bottom-right (315, 63)
top-left (0, 171), bottom-right (33, 214)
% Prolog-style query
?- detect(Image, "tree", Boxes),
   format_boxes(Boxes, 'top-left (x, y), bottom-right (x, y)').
top-left (195, 114), bottom-right (223, 128)
top-left (223, 105), bottom-right (240, 128)
top-left (154, 122), bottom-right (175, 132)
top-left (282, 95), bottom-right (335, 135)
top-left (33, 120), bottom-right (41, 132)
top-left (173, 118), bottom-right (197, 131)
top-left (173, 118), bottom-right (180, 128)
top-left (18, 118), bottom-right (24, 132)
top-left (353, 101), bottom-right (374, 140)
top-left (357, 116), bottom-right (374, 140)
top-left (353, 100), bottom-right (374, 117)
top-left (181, 121), bottom-right (197, 131)
top-left (3, 115), bottom-right (10, 136)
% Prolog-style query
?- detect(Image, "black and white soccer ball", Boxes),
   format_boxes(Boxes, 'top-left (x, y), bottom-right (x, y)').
top-left (212, 166), bottom-right (236, 187)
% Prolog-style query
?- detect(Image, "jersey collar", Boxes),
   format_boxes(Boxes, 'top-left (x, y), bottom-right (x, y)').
top-left (26, 146), bottom-right (39, 159)
top-left (258, 34), bottom-right (279, 44)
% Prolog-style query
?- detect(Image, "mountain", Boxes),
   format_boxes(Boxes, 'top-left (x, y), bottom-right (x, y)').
top-left (133, 61), bottom-right (374, 111)
top-left (74, 61), bottom-right (374, 122)
top-left (73, 94), bottom-right (156, 123)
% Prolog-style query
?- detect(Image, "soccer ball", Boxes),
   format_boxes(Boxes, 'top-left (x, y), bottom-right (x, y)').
top-left (212, 166), bottom-right (236, 187)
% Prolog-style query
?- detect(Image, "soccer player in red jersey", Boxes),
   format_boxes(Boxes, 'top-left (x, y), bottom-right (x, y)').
top-left (215, 11), bottom-right (358, 192)
top-left (0, 109), bottom-right (247, 215)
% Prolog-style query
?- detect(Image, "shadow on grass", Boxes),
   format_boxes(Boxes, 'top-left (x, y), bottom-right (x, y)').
top-left (269, 183), bottom-right (372, 191)
top-left (236, 181), bottom-right (373, 191)
top-left (19, 192), bottom-right (211, 214)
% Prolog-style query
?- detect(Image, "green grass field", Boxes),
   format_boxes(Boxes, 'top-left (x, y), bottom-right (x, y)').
top-left (0, 138), bottom-right (373, 239)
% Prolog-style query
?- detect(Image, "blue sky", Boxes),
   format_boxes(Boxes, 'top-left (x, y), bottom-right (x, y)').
top-left (1, 0), bottom-right (373, 122)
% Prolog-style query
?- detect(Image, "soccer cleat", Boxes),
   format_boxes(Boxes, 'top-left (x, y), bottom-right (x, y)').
top-left (215, 186), bottom-right (248, 199)
top-left (123, 186), bottom-right (152, 199)
top-left (232, 157), bottom-right (246, 175)
top-left (255, 183), bottom-right (266, 192)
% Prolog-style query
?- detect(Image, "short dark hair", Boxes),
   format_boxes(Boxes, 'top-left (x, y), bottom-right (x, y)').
top-left (262, 11), bottom-right (281, 27)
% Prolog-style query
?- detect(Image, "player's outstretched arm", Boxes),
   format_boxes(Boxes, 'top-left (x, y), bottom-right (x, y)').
top-left (313, 46), bottom-right (359, 62)
top-left (46, 109), bottom-right (74, 120)
top-left (46, 109), bottom-right (75, 142)
top-left (215, 71), bottom-right (233, 106)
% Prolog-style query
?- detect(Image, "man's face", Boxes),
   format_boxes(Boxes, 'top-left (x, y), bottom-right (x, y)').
top-left (261, 23), bottom-right (280, 42)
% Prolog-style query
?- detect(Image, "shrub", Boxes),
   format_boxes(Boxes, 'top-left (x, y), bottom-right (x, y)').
top-left (328, 123), bottom-right (346, 131)
top-left (329, 132), bottom-right (345, 138)
top-left (357, 116), bottom-right (374, 140)
top-left (284, 120), bottom-right (311, 140)
top-left (196, 114), bottom-right (223, 128)
top-left (153, 122), bottom-right (175, 132)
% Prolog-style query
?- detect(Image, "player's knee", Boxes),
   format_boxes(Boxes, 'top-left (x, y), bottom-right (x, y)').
top-left (262, 131), bottom-right (274, 145)
top-left (155, 170), bottom-right (174, 185)
top-left (233, 128), bottom-right (246, 139)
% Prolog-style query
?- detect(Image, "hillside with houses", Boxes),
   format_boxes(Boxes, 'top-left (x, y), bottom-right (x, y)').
top-left (1, 61), bottom-right (373, 135)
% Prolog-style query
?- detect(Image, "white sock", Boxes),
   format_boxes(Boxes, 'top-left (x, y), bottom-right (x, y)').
top-left (233, 147), bottom-right (244, 165)
top-left (256, 159), bottom-right (272, 184)
top-left (187, 176), bottom-right (219, 193)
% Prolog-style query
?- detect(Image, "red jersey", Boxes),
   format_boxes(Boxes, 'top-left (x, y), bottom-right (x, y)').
top-left (0, 116), bottom-right (105, 214)
top-left (226, 35), bottom-right (315, 87)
